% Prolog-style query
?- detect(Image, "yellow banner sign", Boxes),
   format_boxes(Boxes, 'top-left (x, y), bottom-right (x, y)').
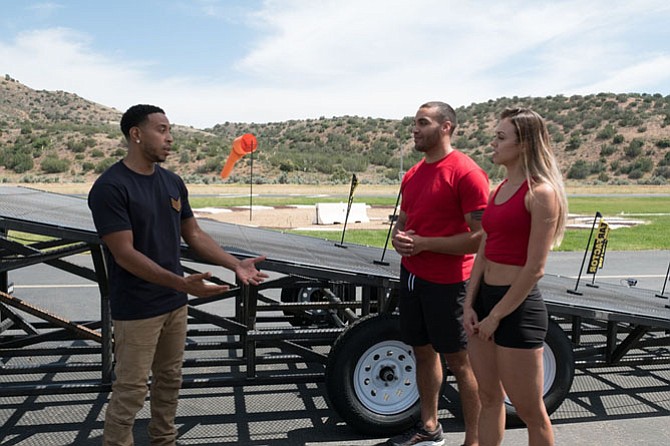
top-left (587, 221), bottom-right (610, 274)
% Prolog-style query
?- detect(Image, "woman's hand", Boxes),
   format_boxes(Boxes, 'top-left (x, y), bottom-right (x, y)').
top-left (463, 305), bottom-right (479, 337)
top-left (475, 314), bottom-right (500, 341)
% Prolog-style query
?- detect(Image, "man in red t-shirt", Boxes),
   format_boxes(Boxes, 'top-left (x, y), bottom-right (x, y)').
top-left (388, 101), bottom-right (489, 446)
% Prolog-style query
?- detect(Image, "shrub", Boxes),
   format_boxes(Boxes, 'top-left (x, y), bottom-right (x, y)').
top-left (67, 140), bottom-right (86, 153)
top-left (566, 134), bottom-right (582, 151)
top-left (341, 155), bottom-right (368, 172)
top-left (567, 160), bottom-right (589, 179)
top-left (630, 157), bottom-right (654, 173)
top-left (279, 159), bottom-right (295, 172)
top-left (624, 139), bottom-right (644, 158)
top-left (600, 144), bottom-right (617, 156)
top-left (589, 161), bottom-right (606, 174)
top-left (8, 152), bottom-right (34, 173)
top-left (582, 118), bottom-right (601, 130)
top-left (610, 160), bottom-right (620, 171)
top-left (95, 157), bottom-right (117, 173)
top-left (596, 124), bottom-right (616, 140)
top-left (655, 166), bottom-right (670, 178)
top-left (196, 157), bottom-right (223, 174)
top-left (40, 156), bottom-right (71, 173)
top-left (642, 175), bottom-right (667, 185)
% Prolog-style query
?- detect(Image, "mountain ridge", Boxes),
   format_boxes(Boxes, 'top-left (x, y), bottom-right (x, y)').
top-left (1, 75), bottom-right (669, 186)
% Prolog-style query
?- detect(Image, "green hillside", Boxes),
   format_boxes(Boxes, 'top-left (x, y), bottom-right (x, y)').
top-left (1, 75), bottom-right (669, 186)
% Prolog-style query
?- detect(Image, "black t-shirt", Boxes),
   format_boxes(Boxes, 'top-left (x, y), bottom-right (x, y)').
top-left (88, 161), bottom-right (193, 320)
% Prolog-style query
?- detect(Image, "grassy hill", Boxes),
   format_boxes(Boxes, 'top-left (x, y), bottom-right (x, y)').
top-left (1, 74), bottom-right (669, 186)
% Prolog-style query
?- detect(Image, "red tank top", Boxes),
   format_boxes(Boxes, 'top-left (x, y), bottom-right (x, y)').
top-left (482, 179), bottom-right (531, 266)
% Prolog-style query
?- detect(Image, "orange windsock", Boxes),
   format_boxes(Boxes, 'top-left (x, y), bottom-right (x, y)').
top-left (220, 133), bottom-right (258, 179)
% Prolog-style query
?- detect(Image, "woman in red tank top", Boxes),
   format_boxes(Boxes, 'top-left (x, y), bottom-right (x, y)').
top-left (463, 108), bottom-right (568, 446)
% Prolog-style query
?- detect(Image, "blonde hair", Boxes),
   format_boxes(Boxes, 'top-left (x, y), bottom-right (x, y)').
top-left (501, 107), bottom-right (568, 246)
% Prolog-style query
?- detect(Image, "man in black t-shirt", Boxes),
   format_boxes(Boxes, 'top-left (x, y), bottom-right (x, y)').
top-left (88, 104), bottom-right (268, 446)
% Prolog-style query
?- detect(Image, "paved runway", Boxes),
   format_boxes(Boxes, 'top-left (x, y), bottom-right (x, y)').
top-left (2, 362), bottom-right (670, 445)
top-left (2, 251), bottom-right (670, 445)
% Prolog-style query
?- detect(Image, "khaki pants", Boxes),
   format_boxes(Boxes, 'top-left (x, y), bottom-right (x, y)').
top-left (103, 305), bottom-right (187, 446)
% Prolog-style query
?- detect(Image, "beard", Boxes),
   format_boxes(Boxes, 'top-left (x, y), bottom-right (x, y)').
top-left (414, 131), bottom-right (440, 152)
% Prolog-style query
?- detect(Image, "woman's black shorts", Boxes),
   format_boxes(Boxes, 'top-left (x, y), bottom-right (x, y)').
top-left (473, 282), bottom-right (547, 349)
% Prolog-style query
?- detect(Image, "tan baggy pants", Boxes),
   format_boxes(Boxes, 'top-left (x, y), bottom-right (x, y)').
top-left (103, 305), bottom-right (187, 446)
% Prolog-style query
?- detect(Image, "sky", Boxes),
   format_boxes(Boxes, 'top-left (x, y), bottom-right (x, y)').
top-left (1, 0), bottom-right (670, 129)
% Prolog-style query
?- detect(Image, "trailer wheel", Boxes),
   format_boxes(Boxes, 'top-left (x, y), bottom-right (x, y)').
top-left (281, 285), bottom-right (354, 326)
top-left (325, 313), bottom-right (420, 436)
top-left (281, 287), bottom-right (329, 326)
top-left (505, 319), bottom-right (574, 426)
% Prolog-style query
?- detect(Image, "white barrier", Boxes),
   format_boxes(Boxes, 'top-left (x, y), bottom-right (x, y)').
top-left (313, 202), bottom-right (370, 225)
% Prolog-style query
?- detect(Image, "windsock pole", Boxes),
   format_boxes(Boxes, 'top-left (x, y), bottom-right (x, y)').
top-left (249, 149), bottom-right (254, 221)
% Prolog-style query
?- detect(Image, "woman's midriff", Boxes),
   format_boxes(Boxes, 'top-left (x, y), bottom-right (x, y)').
top-left (483, 258), bottom-right (523, 286)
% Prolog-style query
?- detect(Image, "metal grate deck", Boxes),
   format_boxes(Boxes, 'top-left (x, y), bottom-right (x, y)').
top-left (542, 274), bottom-right (670, 328)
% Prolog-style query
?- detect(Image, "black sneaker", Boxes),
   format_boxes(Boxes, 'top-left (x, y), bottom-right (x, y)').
top-left (386, 422), bottom-right (445, 446)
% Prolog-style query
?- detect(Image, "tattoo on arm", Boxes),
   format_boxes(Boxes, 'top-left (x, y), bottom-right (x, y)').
top-left (470, 209), bottom-right (484, 222)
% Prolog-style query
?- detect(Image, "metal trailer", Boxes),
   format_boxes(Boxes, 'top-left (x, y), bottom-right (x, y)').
top-left (2, 185), bottom-right (670, 435)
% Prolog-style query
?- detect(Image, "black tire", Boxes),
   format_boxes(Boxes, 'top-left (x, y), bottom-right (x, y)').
top-left (325, 313), bottom-right (420, 436)
top-left (280, 286), bottom-right (329, 326)
top-left (504, 319), bottom-right (575, 426)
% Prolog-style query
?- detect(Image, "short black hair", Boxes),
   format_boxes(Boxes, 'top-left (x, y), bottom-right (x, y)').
top-left (120, 104), bottom-right (165, 138)
top-left (420, 101), bottom-right (458, 135)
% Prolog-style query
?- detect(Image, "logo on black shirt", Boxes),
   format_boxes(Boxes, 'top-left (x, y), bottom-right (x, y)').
top-left (170, 196), bottom-right (182, 212)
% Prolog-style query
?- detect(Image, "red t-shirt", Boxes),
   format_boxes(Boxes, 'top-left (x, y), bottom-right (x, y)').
top-left (482, 179), bottom-right (531, 266)
top-left (400, 150), bottom-right (490, 284)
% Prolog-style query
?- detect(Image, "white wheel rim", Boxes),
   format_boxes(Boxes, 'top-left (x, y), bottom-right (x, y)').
top-left (542, 343), bottom-right (557, 396)
top-left (353, 340), bottom-right (420, 415)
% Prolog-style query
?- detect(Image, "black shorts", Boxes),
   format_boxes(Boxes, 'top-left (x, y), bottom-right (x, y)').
top-left (473, 282), bottom-right (548, 349)
top-left (399, 265), bottom-right (468, 354)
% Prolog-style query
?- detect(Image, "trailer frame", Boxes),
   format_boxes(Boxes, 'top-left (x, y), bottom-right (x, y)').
top-left (2, 185), bottom-right (670, 433)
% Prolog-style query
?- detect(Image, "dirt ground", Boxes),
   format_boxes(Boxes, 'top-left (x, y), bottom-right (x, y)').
top-left (195, 204), bottom-right (397, 230)
top-left (22, 182), bottom-right (670, 197)
top-left (22, 183), bottom-right (400, 197)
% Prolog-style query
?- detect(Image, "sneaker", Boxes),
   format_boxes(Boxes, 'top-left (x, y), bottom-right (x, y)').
top-left (386, 422), bottom-right (445, 446)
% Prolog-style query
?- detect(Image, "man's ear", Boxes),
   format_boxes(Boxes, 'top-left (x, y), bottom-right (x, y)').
top-left (129, 126), bottom-right (140, 142)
